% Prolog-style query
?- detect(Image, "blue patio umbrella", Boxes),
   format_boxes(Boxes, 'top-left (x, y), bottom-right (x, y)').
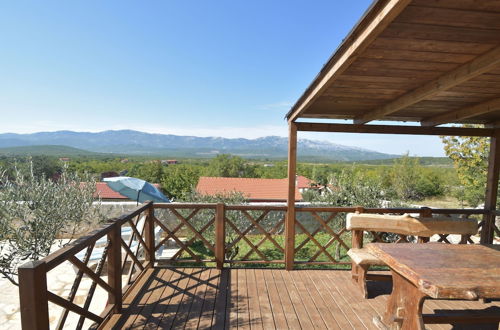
top-left (103, 176), bottom-right (170, 203)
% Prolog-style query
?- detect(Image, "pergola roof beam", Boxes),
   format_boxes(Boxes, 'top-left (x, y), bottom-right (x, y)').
top-left (295, 122), bottom-right (494, 137)
top-left (353, 45), bottom-right (500, 125)
top-left (421, 97), bottom-right (500, 127)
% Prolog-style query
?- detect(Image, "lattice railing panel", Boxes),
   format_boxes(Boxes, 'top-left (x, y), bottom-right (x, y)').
top-left (224, 207), bottom-right (285, 263)
top-left (120, 212), bottom-right (150, 288)
top-left (153, 205), bottom-right (216, 263)
top-left (295, 210), bottom-right (350, 265)
top-left (423, 212), bottom-right (480, 245)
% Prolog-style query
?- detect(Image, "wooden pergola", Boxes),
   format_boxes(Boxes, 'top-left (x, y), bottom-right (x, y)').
top-left (285, 0), bottom-right (500, 270)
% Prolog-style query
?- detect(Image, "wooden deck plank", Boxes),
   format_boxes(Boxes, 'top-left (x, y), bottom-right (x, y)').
top-left (245, 269), bottom-right (264, 330)
top-left (184, 268), bottom-right (211, 329)
top-left (213, 269), bottom-right (229, 329)
top-left (325, 270), bottom-right (377, 329)
top-left (228, 268), bottom-right (238, 329)
top-left (262, 267), bottom-right (288, 329)
top-left (201, 268), bottom-right (221, 328)
top-left (141, 268), bottom-right (176, 329)
top-left (100, 267), bottom-right (500, 330)
top-left (169, 268), bottom-right (204, 328)
top-left (288, 270), bottom-right (328, 329)
top-left (314, 270), bottom-right (368, 329)
top-left (271, 269), bottom-right (301, 329)
top-left (144, 267), bottom-right (184, 329)
top-left (254, 269), bottom-right (276, 329)
top-left (302, 270), bottom-right (349, 329)
top-left (279, 269), bottom-right (315, 329)
top-left (157, 268), bottom-right (196, 327)
top-left (125, 268), bottom-right (167, 328)
top-left (101, 267), bottom-right (156, 329)
top-left (290, 270), bottom-right (341, 329)
top-left (236, 268), bottom-right (251, 329)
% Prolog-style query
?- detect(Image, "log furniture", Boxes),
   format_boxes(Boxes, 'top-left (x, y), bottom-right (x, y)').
top-left (368, 243), bottom-right (500, 330)
top-left (346, 213), bottom-right (478, 298)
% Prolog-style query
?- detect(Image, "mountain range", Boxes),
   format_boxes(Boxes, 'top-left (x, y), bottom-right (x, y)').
top-left (0, 130), bottom-right (398, 161)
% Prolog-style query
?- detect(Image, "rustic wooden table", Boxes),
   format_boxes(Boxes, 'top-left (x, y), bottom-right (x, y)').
top-left (367, 243), bottom-right (500, 330)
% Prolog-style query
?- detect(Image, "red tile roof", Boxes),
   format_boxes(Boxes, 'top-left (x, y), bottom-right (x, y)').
top-left (296, 175), bottom-right (313, 189)
top-left (95, 182), bottom-right (128, 199)
top-left (196, 177), bottom-right (303, 202)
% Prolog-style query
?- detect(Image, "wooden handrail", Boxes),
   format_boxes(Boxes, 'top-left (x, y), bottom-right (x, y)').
top-left (41, 202), bottom-right (152, 271)
top-left (155, 203), bottom-right (488, 215)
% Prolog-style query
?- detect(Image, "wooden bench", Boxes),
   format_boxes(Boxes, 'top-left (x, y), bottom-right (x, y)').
top-left (346, 212), bottom-right (478, 298)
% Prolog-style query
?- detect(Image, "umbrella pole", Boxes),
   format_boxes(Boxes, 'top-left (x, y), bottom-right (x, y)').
top-left (137, 190), bottom-right (141, 206)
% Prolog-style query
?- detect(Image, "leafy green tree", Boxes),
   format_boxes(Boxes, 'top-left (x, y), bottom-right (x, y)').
top-left (441, 127), bottom-right (489, 206)
top-left (161, 164), bottom-right (201, 200)
top-left (254, 161), bottom-right (287, 179)
top-left (30, 156), bottom-right (63, 179)
top-left (204, 154), bottom-right (255, 177)
top-left (129, 161), bottom-right (165, 183)
top-left (415, 168), bottom-right (446, 198)
top-left (303, 166), bottom-right (386, 208)
top-left (0, 164), bottom-right (102, 284)
top-left (0, 156), bottom-right (62, 180)
top-left (389, 154), bottom-right (422, 200)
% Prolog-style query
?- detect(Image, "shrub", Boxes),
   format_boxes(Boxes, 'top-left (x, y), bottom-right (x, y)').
top-left (0, 164), bottom-right (102, 284)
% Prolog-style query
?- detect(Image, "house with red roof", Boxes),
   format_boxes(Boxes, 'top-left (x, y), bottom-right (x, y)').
top-left (196, 176), bottom-right (313, 202)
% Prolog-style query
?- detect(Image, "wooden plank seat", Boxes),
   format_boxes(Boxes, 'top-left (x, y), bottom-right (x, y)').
top-left (346, 212), bottom-right (478, 299)
top-left (347, 248), bottom-right (382, 266)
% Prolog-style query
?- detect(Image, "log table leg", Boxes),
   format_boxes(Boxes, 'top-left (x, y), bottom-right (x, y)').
top-left (353, 264), bottom-right (369, 299)
top-left (374, 270), bottom-right (427, 330)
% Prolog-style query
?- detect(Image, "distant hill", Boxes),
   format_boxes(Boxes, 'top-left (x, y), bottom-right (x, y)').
top-left (0, 145), bottom-right (101, 157)
top-left (0, 130), bottom-right (399, 161)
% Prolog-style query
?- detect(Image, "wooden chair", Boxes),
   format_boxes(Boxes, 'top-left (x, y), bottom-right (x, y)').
top-left (346, 213), bottom-right (478, 298)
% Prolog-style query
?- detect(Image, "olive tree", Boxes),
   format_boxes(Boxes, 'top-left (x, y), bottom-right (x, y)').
top-left (441, 126), bottom-right (489, 207)
top-left (0, 165), bottom-right (102, 285)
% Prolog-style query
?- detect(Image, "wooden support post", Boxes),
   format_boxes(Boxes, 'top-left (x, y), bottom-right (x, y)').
top-left (418, 207), bottom-right (432, 243)
top-left (18, 260), bottom-right (49, 330)
top-left (215, 203), bottom-right (225, 269)
top-left (481, 131), bottom-right (500, 244)
top-left (107, 224), bottom-right (122, 313)
top-left (145, 204), bottom-right (155, 266)
top-left (285, 122), bottom-right (298, 271)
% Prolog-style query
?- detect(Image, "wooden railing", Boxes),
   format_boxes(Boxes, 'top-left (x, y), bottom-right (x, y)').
top-left (18, 202), bottom-right (154, 330)
top-left (152, 204), bottom-right (491, 268)
top-left (18, 202), bottom-right (496, 329)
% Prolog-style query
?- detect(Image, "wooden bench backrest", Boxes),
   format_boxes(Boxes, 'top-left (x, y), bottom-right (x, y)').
top-left (346, 213), bottom-right (478, 237)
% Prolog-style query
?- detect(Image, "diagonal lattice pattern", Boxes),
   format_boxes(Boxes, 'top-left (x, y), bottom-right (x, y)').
top-left (153, 206), bottom-right (216, 263)
top-left (295, 211), bottom-right (350, 264)
top-left (225, 208), bottom-right (285, 263)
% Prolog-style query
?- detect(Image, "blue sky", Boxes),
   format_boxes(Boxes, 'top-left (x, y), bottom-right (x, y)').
top-left (0, 1), bottom-right (446, 156)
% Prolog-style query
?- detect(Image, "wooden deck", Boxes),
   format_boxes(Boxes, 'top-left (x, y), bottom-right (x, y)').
top-left (102, 268), bottom-right (500, 329)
